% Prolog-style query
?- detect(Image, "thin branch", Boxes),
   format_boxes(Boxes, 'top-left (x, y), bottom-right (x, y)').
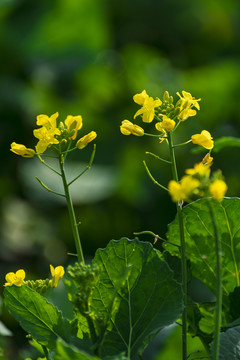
top-left (134, 230), bottom-right (180, 248)
top-left (68, 144), bottom-right (96, 186)
top-left (146, 151), bottom-right (172, 164)
top-left (35, 177), bottom-right (66, 197)
top-left (37, 154), bottom-right (62, 176)
top-left (144, 132), bottom-right (167, 138)
top-left (172, 140), bottom-right (192, 148)
top-left (143, 160), bottom-right (169, 191)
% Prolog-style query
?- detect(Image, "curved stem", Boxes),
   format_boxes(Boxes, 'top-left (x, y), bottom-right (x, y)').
top-left (68, 144), bottom-right (96, 186)
top-left (143, 160), bottom-right (169, 191)
top-left (146, 151), bottom-right (172, 164)
top-left (208, 199), bottom-right (222, 360)
top-left (167, 132), bottom-right (188, 360)
top-left (59, 154), bottom-right (85, 264)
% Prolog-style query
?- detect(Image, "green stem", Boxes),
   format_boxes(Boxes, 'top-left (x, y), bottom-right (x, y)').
top-left (35, 176), bottom-right (66, 198)
top-left (208, 199), bottom-right (222, 360)
top-left (37, 154), bottom-right (62, 176)
top-left (41, 345), bottom-right (49, 359)
top-left (143, 160), bottom-right (169, 192)
top-left (173, 140), bottom-right (192, 148)
top-left (59, 154), bottom-right (85, 264)
top-left (86, 314), bottom-right (99, 355)
top-left (145, 151), bottom-right (172, 164)
top-left (167, 132), bottom-right (188, 360)
top-left (144, 132), bottom-right (167, 138)
top-left (134, 230), bottom-right (180, 248)
top-left (68, 144), bottom-right (96, 186)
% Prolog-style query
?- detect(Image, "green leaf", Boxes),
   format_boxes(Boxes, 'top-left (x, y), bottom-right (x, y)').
top-left (4, 285), bottom-right (80, 349)
top-left (212, 137), bottom-right (240, 153)
top-left (91, 238), bottom-right (183, 358)
top-left (50, 338), bottom-right (99, 360)
top-left (217, 325), bottom-right (240, 360)
top-left (166, 198), bottom-right (240, 298)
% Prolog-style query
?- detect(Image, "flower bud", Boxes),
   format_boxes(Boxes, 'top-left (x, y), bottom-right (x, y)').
top-left (10, 142), bottom-right (35, 158)
top-left (76, 131), bottom-right (97, 149)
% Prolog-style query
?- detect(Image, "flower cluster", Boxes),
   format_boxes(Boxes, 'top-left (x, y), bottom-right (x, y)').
top-left (120, 89), bottom-right (214, 151)
top-left (4, 265), bottom-right (65, 290)
top-left (10, 112), bottom-right (97, 157)
top-left (168, 155), bottom-right (227, 203)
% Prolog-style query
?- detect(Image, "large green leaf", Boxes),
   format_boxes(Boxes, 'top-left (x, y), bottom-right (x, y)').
top-left (4, 285), bottom-right (81, 349)
top-left (166, 198), bottom-right (240, 297)
top-left (217, 326), bottom-right (240, 360)
top-left (91, 238), bottom-right (183, 358)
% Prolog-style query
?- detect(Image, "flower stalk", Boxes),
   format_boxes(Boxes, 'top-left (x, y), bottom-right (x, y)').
top-left (208, 200), bottom-right (222, 360)
top-left (167, 132), bottom-right (188, 360)
top-left (59, 153), bottom-right (85, 264)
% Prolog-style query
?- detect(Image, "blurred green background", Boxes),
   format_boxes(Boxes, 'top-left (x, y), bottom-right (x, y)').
top-left (0, 0), bottom-right (240, 358)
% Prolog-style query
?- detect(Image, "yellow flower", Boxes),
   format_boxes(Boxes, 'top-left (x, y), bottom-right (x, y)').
top-left (155, 115), bottom-right (175, 132)
top-left (168, 176), bottom-right (200, 202)
top-left (201, 153), bottom-right (213, 166)
top-left (209, 180), bottom-right (227, 201)
top-left (134, 97), bottom-right (162, 123)
top-left (181, 175), bottom-right (200, 197)
top-left (185, 162), bottom-right (211, 178)
top-left (191, 130), bottom-right (214, 150)
top-left (50, 265), bottom-right (65, 288)
top-left (10, 142), bottom-right (35, 158)
top-left (168, 180), bottom-right (184, 202)
top-left (178, 108), bottom-right (197, 122)
top-left (120, 120), bottom-right (144, 136)
top-left (34, 127), bottom-right (61, 154)
top-left (64, 115), bottom-right (83, 140)
top-left (36, 112), bottom-right (59, 131)
top-left (4, 269), bottom-right (25, 287)
top-left (177, 91), bottom-right (201, 110)
top-left (76, 131), bottom-right (97, 149)
top-left (133, 90), bottom-right (149, 105)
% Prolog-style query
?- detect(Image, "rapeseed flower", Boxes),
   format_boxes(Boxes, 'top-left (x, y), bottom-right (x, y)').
top-left (76, 131), bottom-right (97, 149)
top-left (168, 176), bottom-right (200, 202)
top-left (209, 180), bottom-right (227, 201)
top-left (133, 90), bottom-right (162, 123)
top-left (155, 115), bottom-right (175, 132)
top-left (120, 120), bottom-right (144, 136)
top-left (191, 130), bottom-right (214, 150)
top-left (133, 90), bottom-right (149, 105)
top-left (185, 162), bottom-right (211, 178)
top-left (4, 269), bottom-right (25, 287)
top-left (201, 153), bottom-right (213, 166)
top-left (177, 91), bottom-right (201, 111)
top-left (33, 126), bottom-right (61, 154)
top-left (50, 265), bottom-right (65, 288)
top-left (36, 112), bottom-right (59, 131)
top-left (10, 142), bottom-right (35, 158)
top-left (64, 115), bottom-right (83, 140)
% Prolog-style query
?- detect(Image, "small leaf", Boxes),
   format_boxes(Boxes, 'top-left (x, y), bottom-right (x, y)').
top-left (50, 338), bottom-right (99, 360)
top-left (91, 238), bottom-right (183, 358)
top-left (4, 285), bottom-right (78, 349)
top-left (212, 137), bottom-right (240, 153)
